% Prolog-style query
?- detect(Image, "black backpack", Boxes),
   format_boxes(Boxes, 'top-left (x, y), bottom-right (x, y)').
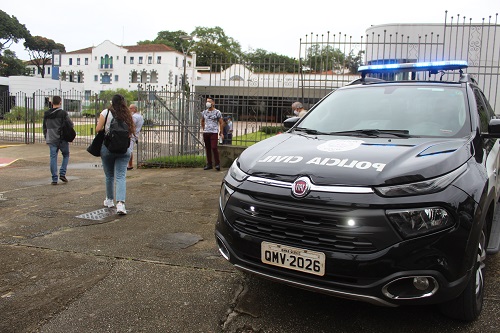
top-left (104, 110), bottom-right (130, 154)
top-left (58, 110), bottom-right (76, 142)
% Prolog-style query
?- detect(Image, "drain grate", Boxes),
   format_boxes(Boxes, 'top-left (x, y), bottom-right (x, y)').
top-left (76, 208), bottom-right (115, 220)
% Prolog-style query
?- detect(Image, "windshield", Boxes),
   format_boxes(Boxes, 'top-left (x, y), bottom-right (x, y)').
top-left (299, 85), bottom-right (470, 138)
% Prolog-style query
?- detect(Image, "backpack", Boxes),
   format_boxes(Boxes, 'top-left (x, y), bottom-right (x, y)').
top-left (58, 110), bottom-right (76, 142)
top-left (104, 110), bottom-right (130, 154)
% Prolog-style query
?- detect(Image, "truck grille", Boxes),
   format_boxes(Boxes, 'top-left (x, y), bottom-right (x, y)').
top-left (230, 203), bottom-right (378, 253)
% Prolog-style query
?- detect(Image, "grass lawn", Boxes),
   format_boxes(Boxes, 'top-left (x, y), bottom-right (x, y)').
top-left (1, 123), bottom-right (96, 136)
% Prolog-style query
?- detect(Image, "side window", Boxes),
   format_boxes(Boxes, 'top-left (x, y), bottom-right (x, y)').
top-left (474, 88), bottom-right (492, 133)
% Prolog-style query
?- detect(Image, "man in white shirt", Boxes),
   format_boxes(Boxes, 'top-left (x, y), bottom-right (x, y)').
top-left (201, 97), bottom-right (224, 171)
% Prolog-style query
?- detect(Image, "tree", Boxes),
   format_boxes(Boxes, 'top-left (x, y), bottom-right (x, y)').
top-left (138, 30), bottom-right (190, 52)
top-left (139, 27), bottom-right (244, 71)
top-left (0, 49), bottom-right (29, 77)
top-left (99, 89), bottom-right (138, 106)
top-left (192, 26), bottom-right (242, 57)
top-left (23, 36), bottom-right (65, 78)
top-left (0, 10), bottom-right (30, 55)
top-left (304, 45), bottom-right (345, 73)
top-left (345, 50), bottom-right (365, 74)
top-left (243, 48), bottom-right (299, 73)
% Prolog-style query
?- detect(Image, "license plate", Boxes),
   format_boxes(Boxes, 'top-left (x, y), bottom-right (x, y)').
top-left (261, 241), bottom-right (325, 276)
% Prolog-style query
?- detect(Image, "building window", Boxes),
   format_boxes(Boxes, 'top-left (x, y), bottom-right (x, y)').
top-left (69, 58), bottom-right (72, 65)
top-left (100, 55), bottom-right (113, 69)
top-left (77, 58), bottom-right (80, 65)
top-left (124, 57), bottom-right (126, 64)
top-left (130, 57), bottom-right (134, 64)
top-left (85, 58), bottom-right (88, 65)
top-left (48, 67), bottom-right (51, 75)
top-left (114, 75), bottom-right (119, 82)
top-left (101, 73), bottom-right (111, 84)
top-left (38, 67), bottom-right (41, 75)
top-left (94, 75), bottom-right (98, 81)
top-left (175, 57), bottom-right (179, 67)
top-left (157, 56), bottom-right (161, 64)
top-left (148, 56), bottom-right (152, 64)
top-left (116, 56), bottom-right (119, 60)
top-left (94, 56), bottom-right (97, 60)
top-left (139, 56), bottom-right (143, 64)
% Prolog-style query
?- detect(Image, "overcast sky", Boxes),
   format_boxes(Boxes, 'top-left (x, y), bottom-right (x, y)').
top-left (3, 0), bottom-right (498, 60)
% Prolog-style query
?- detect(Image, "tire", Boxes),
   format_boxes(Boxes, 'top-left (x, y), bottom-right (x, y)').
top-left (439, 229), bottom-right (486, 321)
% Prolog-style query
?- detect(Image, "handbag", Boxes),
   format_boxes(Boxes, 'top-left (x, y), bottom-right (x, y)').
top-left (87, 130), bottom-right (105, 156)
top-left (86, 112), bottom-right (109, 157)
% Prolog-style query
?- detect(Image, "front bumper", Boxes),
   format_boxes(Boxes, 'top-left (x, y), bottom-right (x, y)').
top-left (215, 183), bottom-right (477, 306)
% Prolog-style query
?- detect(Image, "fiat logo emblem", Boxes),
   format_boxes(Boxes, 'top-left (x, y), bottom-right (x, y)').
top-left (292, 177), bottom-right (311, 198)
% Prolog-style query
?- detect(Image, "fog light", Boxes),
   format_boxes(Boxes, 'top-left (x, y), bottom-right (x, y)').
top-left (413, 277), bottom-right (430, 290)
top-left (382, 276), bottom-right (439, 299)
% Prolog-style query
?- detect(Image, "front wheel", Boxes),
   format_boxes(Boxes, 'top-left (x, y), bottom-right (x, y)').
top-left (439, 230), bottom-right (486, 321)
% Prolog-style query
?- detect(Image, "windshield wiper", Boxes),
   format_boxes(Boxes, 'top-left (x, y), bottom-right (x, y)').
top-left (294, 127), bottom-right (329, 135)
top-left (330, 129), bottom-right (411, 138)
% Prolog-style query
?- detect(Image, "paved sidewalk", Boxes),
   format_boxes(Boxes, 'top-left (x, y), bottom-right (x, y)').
top-left (1, 142), bottom-right (499, 333)
top-left (0, 142), bottom-right (237, 333)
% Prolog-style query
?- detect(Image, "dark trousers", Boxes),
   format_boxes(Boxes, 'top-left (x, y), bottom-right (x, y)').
top-left (203, 132), bottom-right (220, 166)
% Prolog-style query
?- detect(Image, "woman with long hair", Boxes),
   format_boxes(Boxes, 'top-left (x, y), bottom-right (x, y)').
top-left (96, 94), bottom-right (135, 215)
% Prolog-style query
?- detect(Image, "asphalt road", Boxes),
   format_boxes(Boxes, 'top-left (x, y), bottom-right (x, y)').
top-left (0, 142), bottom-right (499, 333)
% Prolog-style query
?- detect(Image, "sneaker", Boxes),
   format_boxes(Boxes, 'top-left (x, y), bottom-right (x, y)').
top-left (104, 198), bottom-right (115, 208)
top-left (59, 175), bottom-right (68, 182)
top-left (203, 165), bottom-right (213, 170)
top-left (215, 165), bottom-right (221, 171)
top-left (51, 181), bottom-right (58, 185)
top-left (116, 202), bottom-right (127, 215)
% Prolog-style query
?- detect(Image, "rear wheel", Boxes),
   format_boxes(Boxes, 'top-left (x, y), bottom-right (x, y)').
top-left (439, 229), bottom-right (486, 321)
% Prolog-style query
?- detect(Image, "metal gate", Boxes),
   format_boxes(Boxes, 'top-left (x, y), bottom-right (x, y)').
top-left (136, 85), bottom-right (205, 167)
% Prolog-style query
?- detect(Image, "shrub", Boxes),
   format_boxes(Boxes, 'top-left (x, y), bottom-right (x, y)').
top-left (144, 155), bottom-right (206, 168)
top-left (260, 125), bottom-right (285, 134)
top-left (82, 106), bottom-right (98, 118)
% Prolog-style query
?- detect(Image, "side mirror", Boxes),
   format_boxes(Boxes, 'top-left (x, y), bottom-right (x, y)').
top-left (484, 119), bottom-right (500, 138)
top-left (283, 116), bottom-right (300, 129)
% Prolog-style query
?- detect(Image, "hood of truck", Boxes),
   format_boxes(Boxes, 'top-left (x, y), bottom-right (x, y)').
top-left (237, 133), bottom-right (472, 186)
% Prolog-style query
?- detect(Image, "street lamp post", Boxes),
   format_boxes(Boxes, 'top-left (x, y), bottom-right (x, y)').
top-left (180, 35), bottom-right (193, 154)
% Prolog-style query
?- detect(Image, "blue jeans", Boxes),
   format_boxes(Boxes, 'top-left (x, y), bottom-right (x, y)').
top-left (48, 141), bottom-right (69, 182)
top-left (100, 145), bottom-right (131, 202)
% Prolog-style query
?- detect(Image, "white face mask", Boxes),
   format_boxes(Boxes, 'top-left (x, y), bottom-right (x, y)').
top-left (206, 102), bottom-right (212, 108)
top-left (294, 110), bottom-right (299, 116)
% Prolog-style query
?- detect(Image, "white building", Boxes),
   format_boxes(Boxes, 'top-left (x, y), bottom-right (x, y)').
top-left (25, 59), bottom-right (53, 79)
top-left (57, 40), bottom-right (193, 93)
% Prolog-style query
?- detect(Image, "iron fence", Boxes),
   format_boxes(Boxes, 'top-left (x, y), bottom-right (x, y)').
top-left (298, 12), bottom-right (499, 111)
top-left (0, 89), bottom-right (105, 145)
top-left (1, 12), bottom-right (498, 168)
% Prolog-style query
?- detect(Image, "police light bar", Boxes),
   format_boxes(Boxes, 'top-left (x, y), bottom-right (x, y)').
top-left (358, 60), bottom-right (468, 75)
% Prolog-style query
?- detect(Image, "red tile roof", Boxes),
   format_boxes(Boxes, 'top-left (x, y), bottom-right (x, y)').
top-left (125, 44), bottom-right (176, 52)
top-left (64, 44), bottom-right (176, 54)
top-left (24, 59), bottom-right (52, 65)
top-left (65, 47), bottom-right (93, 54)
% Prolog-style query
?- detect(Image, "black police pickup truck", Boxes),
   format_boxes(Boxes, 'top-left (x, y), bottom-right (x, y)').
top-left (215, 61), bottom-right (500, 321)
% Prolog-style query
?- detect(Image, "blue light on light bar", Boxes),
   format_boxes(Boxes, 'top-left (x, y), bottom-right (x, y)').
top-left (358, 60), bottom-right (468, 74)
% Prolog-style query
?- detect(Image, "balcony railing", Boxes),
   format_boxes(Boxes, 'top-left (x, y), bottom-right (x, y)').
top-left (98, 64), bottom-right (113, 70)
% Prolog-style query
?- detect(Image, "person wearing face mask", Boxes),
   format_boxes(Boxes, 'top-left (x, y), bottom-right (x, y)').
top-left (291, 101), bottom-right (308, 118)
top-left (201, 97), bottom-right (224, 171)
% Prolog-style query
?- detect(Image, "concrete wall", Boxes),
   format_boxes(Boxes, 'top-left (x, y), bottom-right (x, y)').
top-left (218, 145), bottom-right (247, 168)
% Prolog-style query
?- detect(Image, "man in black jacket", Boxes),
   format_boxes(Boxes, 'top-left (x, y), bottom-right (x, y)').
top-left (42, 96), bottom-right (73, 185)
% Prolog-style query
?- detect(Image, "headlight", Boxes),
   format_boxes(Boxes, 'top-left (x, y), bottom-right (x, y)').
top-left (387, 207), bottom-right (452, 239)
top-left (219, 183), bottom-right (234, 211)
top-left (228, 159), bottom-right (248, 182)
top-left (374, 164), bottom-right (466, 197)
